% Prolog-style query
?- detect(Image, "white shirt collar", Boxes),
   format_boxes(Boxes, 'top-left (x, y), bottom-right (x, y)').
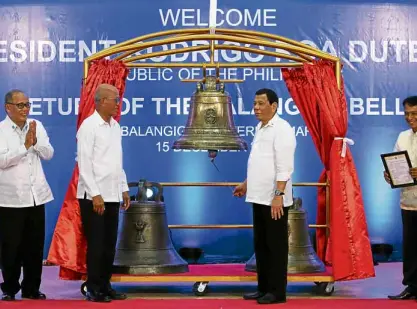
top-left (258, 113), bottom-right (279, 129)
top-left (5, 116), bottom-right (28, 132)
top-left (92, 110), bottom-right (117, 127)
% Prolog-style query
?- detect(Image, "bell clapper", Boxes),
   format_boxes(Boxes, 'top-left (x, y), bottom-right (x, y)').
top-left (208, 150), bottom-right (218, 162)
top-left (208, 150), bottom-right (221, 172)
top-left (208, 150), bottom-right (235, 194)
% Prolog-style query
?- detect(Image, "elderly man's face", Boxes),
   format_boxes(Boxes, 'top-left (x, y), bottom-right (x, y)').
top-left (5, 92), bottom-right (30, 126)
top-left (100, 89), bottom-right (120, 117)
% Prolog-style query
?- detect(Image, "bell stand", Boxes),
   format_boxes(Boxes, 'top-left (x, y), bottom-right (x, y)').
top-left (79, 180), bottom-right (333, 297)
top-left (80, 27), bottom-right (341, 297)
top-left (163, 181), bottom-right (333, 296)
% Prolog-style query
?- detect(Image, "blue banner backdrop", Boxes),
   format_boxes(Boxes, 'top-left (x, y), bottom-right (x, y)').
top-left (0, 0), bottom-right (415, 262)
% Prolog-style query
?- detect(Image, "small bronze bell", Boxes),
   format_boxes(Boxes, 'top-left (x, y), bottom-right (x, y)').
top-left (112, 180), bottom-right (189, 275)
top-left (245, 197), bottom-right (326, 274)
top-left (172, 75), bottom-right (248, 155)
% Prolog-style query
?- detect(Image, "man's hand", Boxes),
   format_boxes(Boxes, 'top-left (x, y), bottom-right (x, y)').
top-left (24, 126), bottom-right (34, 150)
top-left (92, 195), bottom-right (105, 215)
top-left (24, 121), bottom-right (37, 149)
top-left (30, 121), bottom-right (37, 145)
top-left (24, 131), bottom-right (33, 149)
top-left (233, 182), bottom-right (247, 197)
top-left (121, 191), bottom-right (131, 210)
top-left (271, 196), bottom-right (284, 220)
top-left (383, 171), bottom-right (391, 184)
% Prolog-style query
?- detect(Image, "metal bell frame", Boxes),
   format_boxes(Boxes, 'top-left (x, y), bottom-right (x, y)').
top-left (81, 27), bottom-right (340, 296)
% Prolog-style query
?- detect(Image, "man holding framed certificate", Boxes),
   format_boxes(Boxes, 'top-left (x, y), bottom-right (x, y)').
top-left (383, 96), bottom-right (417, 301)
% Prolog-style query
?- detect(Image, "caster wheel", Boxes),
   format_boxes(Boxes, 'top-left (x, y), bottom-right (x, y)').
top-left (80, 282), bottom-right (87, 296)
top-left (315, 282), bottom-right (334, 296)
top-left (192, 282), bottom-right (209, 296)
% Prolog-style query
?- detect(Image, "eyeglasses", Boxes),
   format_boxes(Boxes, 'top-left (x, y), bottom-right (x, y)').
top-left (5, 102), bottom-right (31, 109)
top-left (104, 97), bottom-right (120, 104)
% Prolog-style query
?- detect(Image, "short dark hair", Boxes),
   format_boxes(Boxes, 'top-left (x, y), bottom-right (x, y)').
top-left (255, 88), bottom-right (278, 105)
top-left (403, 96), bottom-right (417, 107)
top-left (4, 89), bottom-right (24, 104)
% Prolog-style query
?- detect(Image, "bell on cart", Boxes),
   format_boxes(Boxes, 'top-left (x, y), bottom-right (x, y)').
top-left (172, 75), bottom-right (248, 160)
top-left (112, 180), bottom-right (189, 275)
top-left (245, 197), bottom-right (326, 274)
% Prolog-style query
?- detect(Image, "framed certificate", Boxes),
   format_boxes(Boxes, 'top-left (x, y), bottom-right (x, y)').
top-left (381, 151), bottom-right (417, 189)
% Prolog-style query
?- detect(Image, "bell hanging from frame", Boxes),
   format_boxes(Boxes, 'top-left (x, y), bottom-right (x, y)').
top-left (172, 75), bottom-right (248, 157)
top-left (245, 197), bottom-right (326, 274)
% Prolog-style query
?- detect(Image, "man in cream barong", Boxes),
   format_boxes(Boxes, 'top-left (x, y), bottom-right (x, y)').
top-left (385, 96), bottom-right (417, 301)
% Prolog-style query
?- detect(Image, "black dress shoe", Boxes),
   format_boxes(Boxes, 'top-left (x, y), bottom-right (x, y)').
top-left (243, 291), bottom-right (265, 300)
top-left (21, 291), bottom-right (46, 300)
top-left (388, 288), bottom-right (416, 300)
top-left (107, 289), bottom-right (127, 300)
top-left (1, 293), bottom-right (15, 301)
top-left (257, 293), bottom-right (286, 304)
top-left (86, 291), bottom-right (111, 302)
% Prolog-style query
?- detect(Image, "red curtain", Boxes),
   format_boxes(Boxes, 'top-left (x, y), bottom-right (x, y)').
top-left (281, 66), bottom-right (332, 265)
top-left (282, 60), bottom-right (375, 281)
top-left (47, 58), bottom-right (129, 280)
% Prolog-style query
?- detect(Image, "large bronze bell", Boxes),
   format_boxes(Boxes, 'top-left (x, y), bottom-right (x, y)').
top-left (172, 75), bottom-right (248, 153)
top-left (245, 197), bottom-right (326, 274)
top-left (112, 180), bottom-right (189, 275)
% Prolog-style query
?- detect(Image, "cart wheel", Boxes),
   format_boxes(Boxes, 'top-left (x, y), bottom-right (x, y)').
top-left (80, 282), bottom-right (87, 296)
top-left (315, 282), bottom-right (334, 296)
top-left (193, 282), bottom-right (209, 296)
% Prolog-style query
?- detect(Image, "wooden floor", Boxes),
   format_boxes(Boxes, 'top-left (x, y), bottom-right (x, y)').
top-left (0, 262), bottom-right (405, 300)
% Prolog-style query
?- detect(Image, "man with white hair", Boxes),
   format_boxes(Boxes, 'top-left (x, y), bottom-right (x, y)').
top-left (76, 83), bottom-right (130, 303)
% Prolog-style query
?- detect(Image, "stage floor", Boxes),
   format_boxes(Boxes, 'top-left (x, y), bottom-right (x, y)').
top-left (0, 262), bottom-right (404, 300)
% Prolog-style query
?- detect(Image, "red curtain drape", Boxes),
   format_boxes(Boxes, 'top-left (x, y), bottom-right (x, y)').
top-left (47, 58), bottom-right (129, 280)
top-left (282, 60), bottom-right (375, 281)
top-left (281, 66), bottom-right (333, 264)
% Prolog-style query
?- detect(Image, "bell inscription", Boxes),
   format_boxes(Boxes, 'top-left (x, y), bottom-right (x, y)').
top-left (204, 108), bottom-right (217, 124)
top-left (135, 221), bottom-right (147, 243)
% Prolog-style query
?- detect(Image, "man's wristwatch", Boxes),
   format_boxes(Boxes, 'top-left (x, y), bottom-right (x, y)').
top-left (274, 189), bottom-right (285, 196)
